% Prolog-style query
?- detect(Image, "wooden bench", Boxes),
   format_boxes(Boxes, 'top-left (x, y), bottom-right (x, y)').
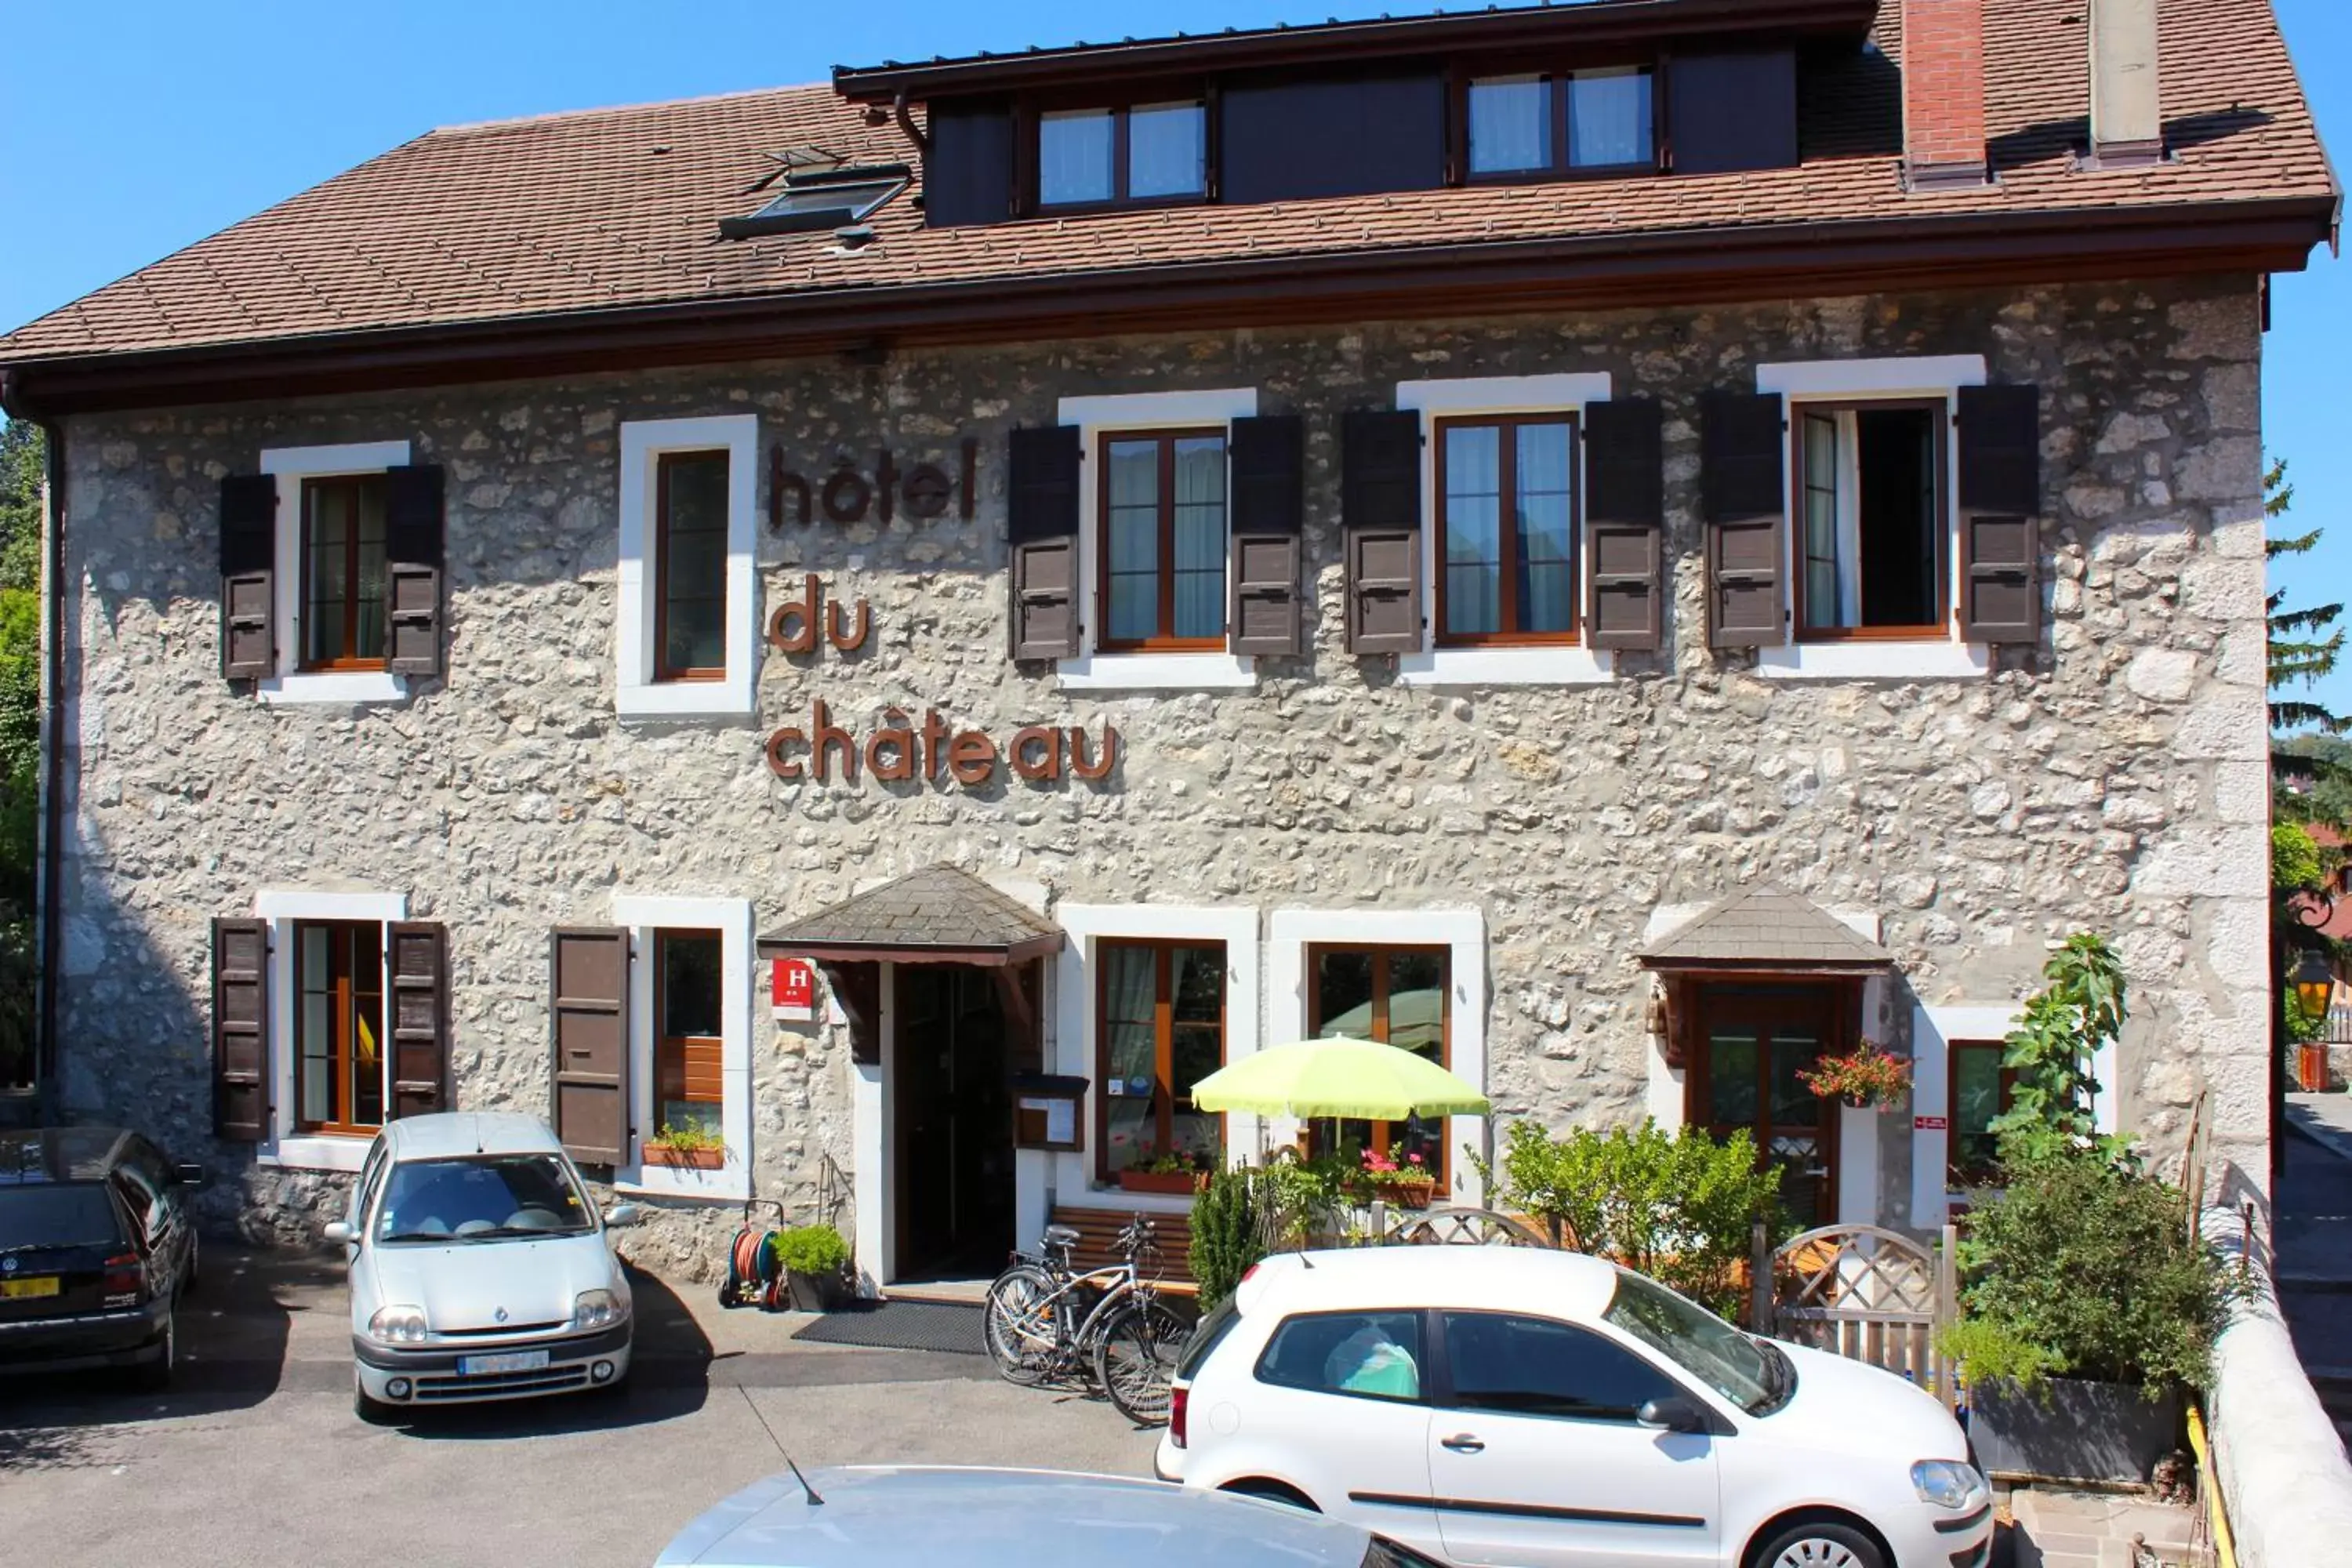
top-left (1051, 1205), bottom-right (1196, 1293)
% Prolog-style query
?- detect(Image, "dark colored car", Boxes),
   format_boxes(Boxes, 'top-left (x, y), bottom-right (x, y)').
top-left (0, 1127), bottom-right (205, 1386)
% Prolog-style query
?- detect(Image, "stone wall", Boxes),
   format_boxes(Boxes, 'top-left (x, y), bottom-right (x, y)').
top-left (49, 275), bottom-right (2273, 1264)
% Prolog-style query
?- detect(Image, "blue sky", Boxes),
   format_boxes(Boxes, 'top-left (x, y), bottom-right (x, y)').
top-left (2, 1), bottom-right (2344, 723)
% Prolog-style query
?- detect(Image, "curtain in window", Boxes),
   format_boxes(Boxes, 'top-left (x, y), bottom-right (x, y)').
top-left (1443, 425), bottom-right (1502, 633)
top-left (299, 926), bottom-right (333, 1127)
top-left (1468, 76), bottom-right (1549, 173)
top-left (1040, 110), bottom-right (1115, 205)
top-left (1801, 412), bottom-right (1844, 630)
top-left (1102, 945), bottom-right (1160, 1171)
top-left (1568, 68), bottom-right (1652, 167)
top-left (1171, 436), bottom-right (1227, 639)
top-left (1128, 102), bottom-right (1205, 198)
top-left (1105, 440), bottom-right (1160, 644)
top-left (1514, 423), bottom-right (1575, 633)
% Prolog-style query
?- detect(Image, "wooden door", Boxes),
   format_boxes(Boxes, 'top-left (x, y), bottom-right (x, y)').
top-left (1691, 985), bottom-right (1845, 1230)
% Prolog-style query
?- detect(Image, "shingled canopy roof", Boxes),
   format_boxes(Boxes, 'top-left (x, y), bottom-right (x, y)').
top-left (1639, 887), bottom-right (1894, 975)
top-left (757, 865), bottom-right (1061, 967)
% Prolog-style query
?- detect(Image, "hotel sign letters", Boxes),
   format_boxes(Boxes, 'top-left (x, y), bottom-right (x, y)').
top-left (768, 441), bottom-right (978, 530)
top-left (763, 575), bottom-right (1118, 790)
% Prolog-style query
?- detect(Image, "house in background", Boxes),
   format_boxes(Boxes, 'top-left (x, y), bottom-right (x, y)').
top-left (0, 0), bottom-right (2330, 1284)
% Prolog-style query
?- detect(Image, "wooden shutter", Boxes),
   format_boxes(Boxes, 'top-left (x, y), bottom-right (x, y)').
top-left (1958, 385), bottom-right (2044, 645)
top-left (1229, 414), bottom-right (1305, 657)
top-left (387, 922), bottom-right (450, 1120)
top-left (1702, 391), bottom-right (1787, 649)
top-left (550, 928), bottom-right (631, 1167)
top-left (1341, 409), bottom-right (1424, 655)
top-left (1007, 425), bottom-right (1082, 660)
top-left (1583, 398), bottom-right (1664, 652)
top-left (383, 464), bottom-right (445, 677)
top-left (211, 917), bottom-right (269, 1142)
top-left (218, 474), bottom-right (276, 681)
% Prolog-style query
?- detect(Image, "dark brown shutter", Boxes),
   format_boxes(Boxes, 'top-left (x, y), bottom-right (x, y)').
top-left (1342, 410), bottom-right (1424, 655)
top-left (1229, 414), bottom-right (1305, 657)
top-left (1702, 391), bottom-right (1787, 648)
top-left (387, 922), bottom-right (450, 1120)
top-left (1958, 385), bottom-right (2043, 645)
top-left (550, 928), bottom-right (631, 1167)
top-left (1583, 398), bottom-right (1664, 652)
top-left (1007, 425), bottom-right (1082, 660)
top-left (383, 464), bottom-right (445, 677)
top-left (218, 474), bottom-right (276, 681)
top-left (211, 917), bottom-right (269, 1142)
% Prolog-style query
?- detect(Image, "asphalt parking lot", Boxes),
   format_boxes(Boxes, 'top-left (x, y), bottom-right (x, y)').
top-left (0, 1247), bottom-right (1161, 1568)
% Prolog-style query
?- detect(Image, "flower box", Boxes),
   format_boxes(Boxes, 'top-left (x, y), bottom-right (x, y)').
top-left (1378, 1178), bottom-right (1438, 1210)
top-left (645, 1143), bottom-right (724, 1171)
top-left (1118, 1167), bottom-right (1208, 1196)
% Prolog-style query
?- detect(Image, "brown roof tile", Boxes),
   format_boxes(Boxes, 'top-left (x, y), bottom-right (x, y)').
top-left (1640, 887), bottom-right (1895, 970)
top-left (760, 865), bottom-right (1060, 958)
top-left (0, 0), bottom-right (2334, 366)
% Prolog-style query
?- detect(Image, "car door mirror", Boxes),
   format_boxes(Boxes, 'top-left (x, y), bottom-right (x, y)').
top-left (322, 1220), bottom-right (355, 1246)
top-left (602, 1203), bottom-right (644, 1229)
top-left (1638, 1396), bottom-right (1709, 1434)
top-left (174, 1163), bottom-right (211, 1189)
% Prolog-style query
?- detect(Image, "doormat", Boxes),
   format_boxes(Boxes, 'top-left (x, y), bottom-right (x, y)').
top-left (792, 1300), bottom-right (985, 1356)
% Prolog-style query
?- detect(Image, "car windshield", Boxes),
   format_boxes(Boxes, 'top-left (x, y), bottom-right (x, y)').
top-left (0, 1183), bottom-right (123, 1250)
top-left (375, 1154), bottom-right (593, 1243)
top-left (1602, 1268), bottom-right (1779, 1415)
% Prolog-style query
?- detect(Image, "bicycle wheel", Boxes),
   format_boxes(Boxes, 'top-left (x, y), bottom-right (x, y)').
top-left (1091, 1297), bottom-right (1191, 1426)
top-left (984, 1263), bottom-right (1058, 1386)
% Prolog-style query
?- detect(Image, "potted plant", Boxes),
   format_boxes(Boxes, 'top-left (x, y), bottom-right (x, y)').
top-left (645, 1121), bottom-right (725, 1170)
top-left (1798, 1041), bottom-right (1912, 1111)
top-left (1119, 1147), bottom-right (1213, 1196)
top-left (1357, 1148), bottom-right (1439, 1209)
top-left (772, 1224), bottom-right (854, 1312)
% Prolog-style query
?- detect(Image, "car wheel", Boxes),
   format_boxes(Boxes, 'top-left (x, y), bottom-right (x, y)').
top-left (1753, 1519), bottom-right (1885, 1568)
top-left (130, 1307), bottom-right (176, 1392)
top-left (353, 1374), bottom-right (401, 1426)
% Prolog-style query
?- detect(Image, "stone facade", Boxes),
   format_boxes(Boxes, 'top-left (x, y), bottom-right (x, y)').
top-left (49, 274), bottom-right (2272, 1271)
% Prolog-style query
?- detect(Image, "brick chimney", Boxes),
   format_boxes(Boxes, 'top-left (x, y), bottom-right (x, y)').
top-left (2090, 0), bottom-right (2164, 167)
top-left (1902, 0), bottom-right (1990, 191)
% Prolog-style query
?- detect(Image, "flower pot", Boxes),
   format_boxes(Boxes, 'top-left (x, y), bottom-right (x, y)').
top-left (1118, 1168), bottom-right (1207, 1196)
top-left (787, 1268), bottom-right (849, 1312)
top-left (1966, 1378), bottom-right (2183, 1486)
top-left (1379, 1178), bottom-right (1438, 1210)
top-left (645, 1143), bottom-right (724, 1171)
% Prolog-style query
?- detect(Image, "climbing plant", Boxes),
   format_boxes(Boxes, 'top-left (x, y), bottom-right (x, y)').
top-left (1988, 933), bottom-right (2129, 1167)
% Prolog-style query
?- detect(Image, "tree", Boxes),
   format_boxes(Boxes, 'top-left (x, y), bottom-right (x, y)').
top-left (1990, 934), bottom-right (2129, 1167)
top-left (2267, 458), bottom-right (2350, 812)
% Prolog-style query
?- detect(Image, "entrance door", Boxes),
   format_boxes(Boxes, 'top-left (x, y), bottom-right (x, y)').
top-left (894, 966), bottom-right (1014, 1281)
top-left (1692, 985), bottom-right (1844, 1230)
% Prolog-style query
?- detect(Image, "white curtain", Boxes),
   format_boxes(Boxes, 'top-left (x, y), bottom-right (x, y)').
top-left (1568, 68), bottom-right (1652, 167)
top-left (1469, 76), bottom-right (1549, 173)
top-left (1040, 110), bottom-right (1114, 205)
top-left (1128, 103), bottom-right (1205, 199)
top-left (1171, 437), bottom-right (1226, 639)
top-left (1443, 426), bottom-right (1502, 633)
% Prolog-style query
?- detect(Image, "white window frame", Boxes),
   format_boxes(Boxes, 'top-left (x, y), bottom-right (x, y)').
top-left (1051, 904), bottom-right (1261, 1205)
top-left (611, 894), bottom-right (755, 1203)
top-left (1755, 356), bottom-right (1991, 681)
top-left (251, 887), bottom-right (408, 1173)
top-left (1394, 374), bottom-right (1617, 687)
top-left (256, 441), bottom-right (413, 707)
top-left (616, 416), bottom-right (760, 719)
top-left (1268, 907), bottom-right (1489, 1207)
top-left (1054, 388), bottom-right (1259, 692)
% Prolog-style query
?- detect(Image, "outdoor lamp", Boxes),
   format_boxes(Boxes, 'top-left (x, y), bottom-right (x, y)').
top-left (2292, 947), bottom-right (2338, 1021)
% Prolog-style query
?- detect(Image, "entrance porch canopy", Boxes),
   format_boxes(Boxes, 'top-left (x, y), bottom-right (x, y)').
top-left (1637, 887), bottom-right (1895, 977)
top-left (755, 865), bottom-right (1062, 967)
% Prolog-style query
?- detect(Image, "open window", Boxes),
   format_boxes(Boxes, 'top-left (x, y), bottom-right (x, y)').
top-left (1793, 401), bottom-right (1947, 640)
top-left (1947, 1040), bottom-right (2014, 1189)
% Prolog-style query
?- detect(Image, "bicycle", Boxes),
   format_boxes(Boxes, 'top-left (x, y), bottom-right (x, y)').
top-left (984, 1216), bottom-right (1192, 1426)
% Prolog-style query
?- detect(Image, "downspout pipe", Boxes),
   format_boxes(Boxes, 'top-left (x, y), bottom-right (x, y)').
top-left (0, 369), bottom-right (67, 1123)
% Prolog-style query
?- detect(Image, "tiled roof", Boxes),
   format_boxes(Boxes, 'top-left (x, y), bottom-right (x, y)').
top-left (0, 0), bottom-right (2334, 366)
top-left (1640, 888), bottom-right (1895, 971)
top-left (760, 865), bottom-right (1060, 957)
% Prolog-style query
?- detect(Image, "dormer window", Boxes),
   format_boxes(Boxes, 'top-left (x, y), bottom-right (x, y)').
top-left (1467, 66), bottom-right (1655, 176)
top-left (1039, 100), bottom-right (1207, 208)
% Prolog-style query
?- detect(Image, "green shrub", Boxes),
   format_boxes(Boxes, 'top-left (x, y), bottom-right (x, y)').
top-left (1189, 1167), bottom-right (1264, 1311)
top-left (772, 1224), bottom-right (851, 1276)
top-left (1946, 1151), bottom-right (2234, 1396)
top-left (1991, 934), bottom-right (2128, 1166)
top-left (1477, 1120), bottom-right (1785, 1319)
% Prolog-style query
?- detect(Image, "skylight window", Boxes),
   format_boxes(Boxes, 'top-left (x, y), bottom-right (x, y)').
top-left (719, 165), bottom-right (910, 240)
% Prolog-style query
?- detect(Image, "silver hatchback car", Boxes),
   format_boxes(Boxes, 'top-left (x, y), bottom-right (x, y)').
top-left (326, 1112), bottom-right (642, 1421)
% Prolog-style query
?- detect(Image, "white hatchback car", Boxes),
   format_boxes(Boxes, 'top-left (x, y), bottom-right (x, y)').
top-left (325, 1112), bottom-right (641, 1421)
top-left (1156, 1248), bottom-right (1991, 1568)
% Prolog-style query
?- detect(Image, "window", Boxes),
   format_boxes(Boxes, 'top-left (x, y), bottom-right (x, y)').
top-left (1099, 430), bottom-right (1228, 652)
top-left (1257, 1309), bottom-right (1425, 1403)
top-left (376, 1154), bottom-right (594, 1243)
top-left (654, 451), bottom-right (730, 681)
top-left (1441, 1311), bottom-right (1679, 1423)
top-left (1040, 101), bottom-right (1207, 207)
top-left (298, 475), bottom-right (389, 671)
top-left (655, 930), bottom-right (724, 1140)
top-left (1603, 1268), bottom-right (1777, 1414)
top-left (294, 920), bottom-right (386, 1136)
top-left (1794, 402), bottom-right (1947, 639)
top-left (1307, 946), bottom-right (1453, 1184)
top-left (1436, 416), bottom-right (1578, 645)
top-left (1948, 1040), bottom-right (2013, 1186)
top-left (1467, 67), bottom-right (1654, 176)
top-left (1097, 938), bottom-right (1226, 1179)
top-left (720, 168), bottom-right (909, 238)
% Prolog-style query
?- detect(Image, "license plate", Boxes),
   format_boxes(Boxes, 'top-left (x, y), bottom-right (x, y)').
top-left (0, 1276), bottom-right (60, 1299)
top-left (458, 1348), bottom-right (550, 1377)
